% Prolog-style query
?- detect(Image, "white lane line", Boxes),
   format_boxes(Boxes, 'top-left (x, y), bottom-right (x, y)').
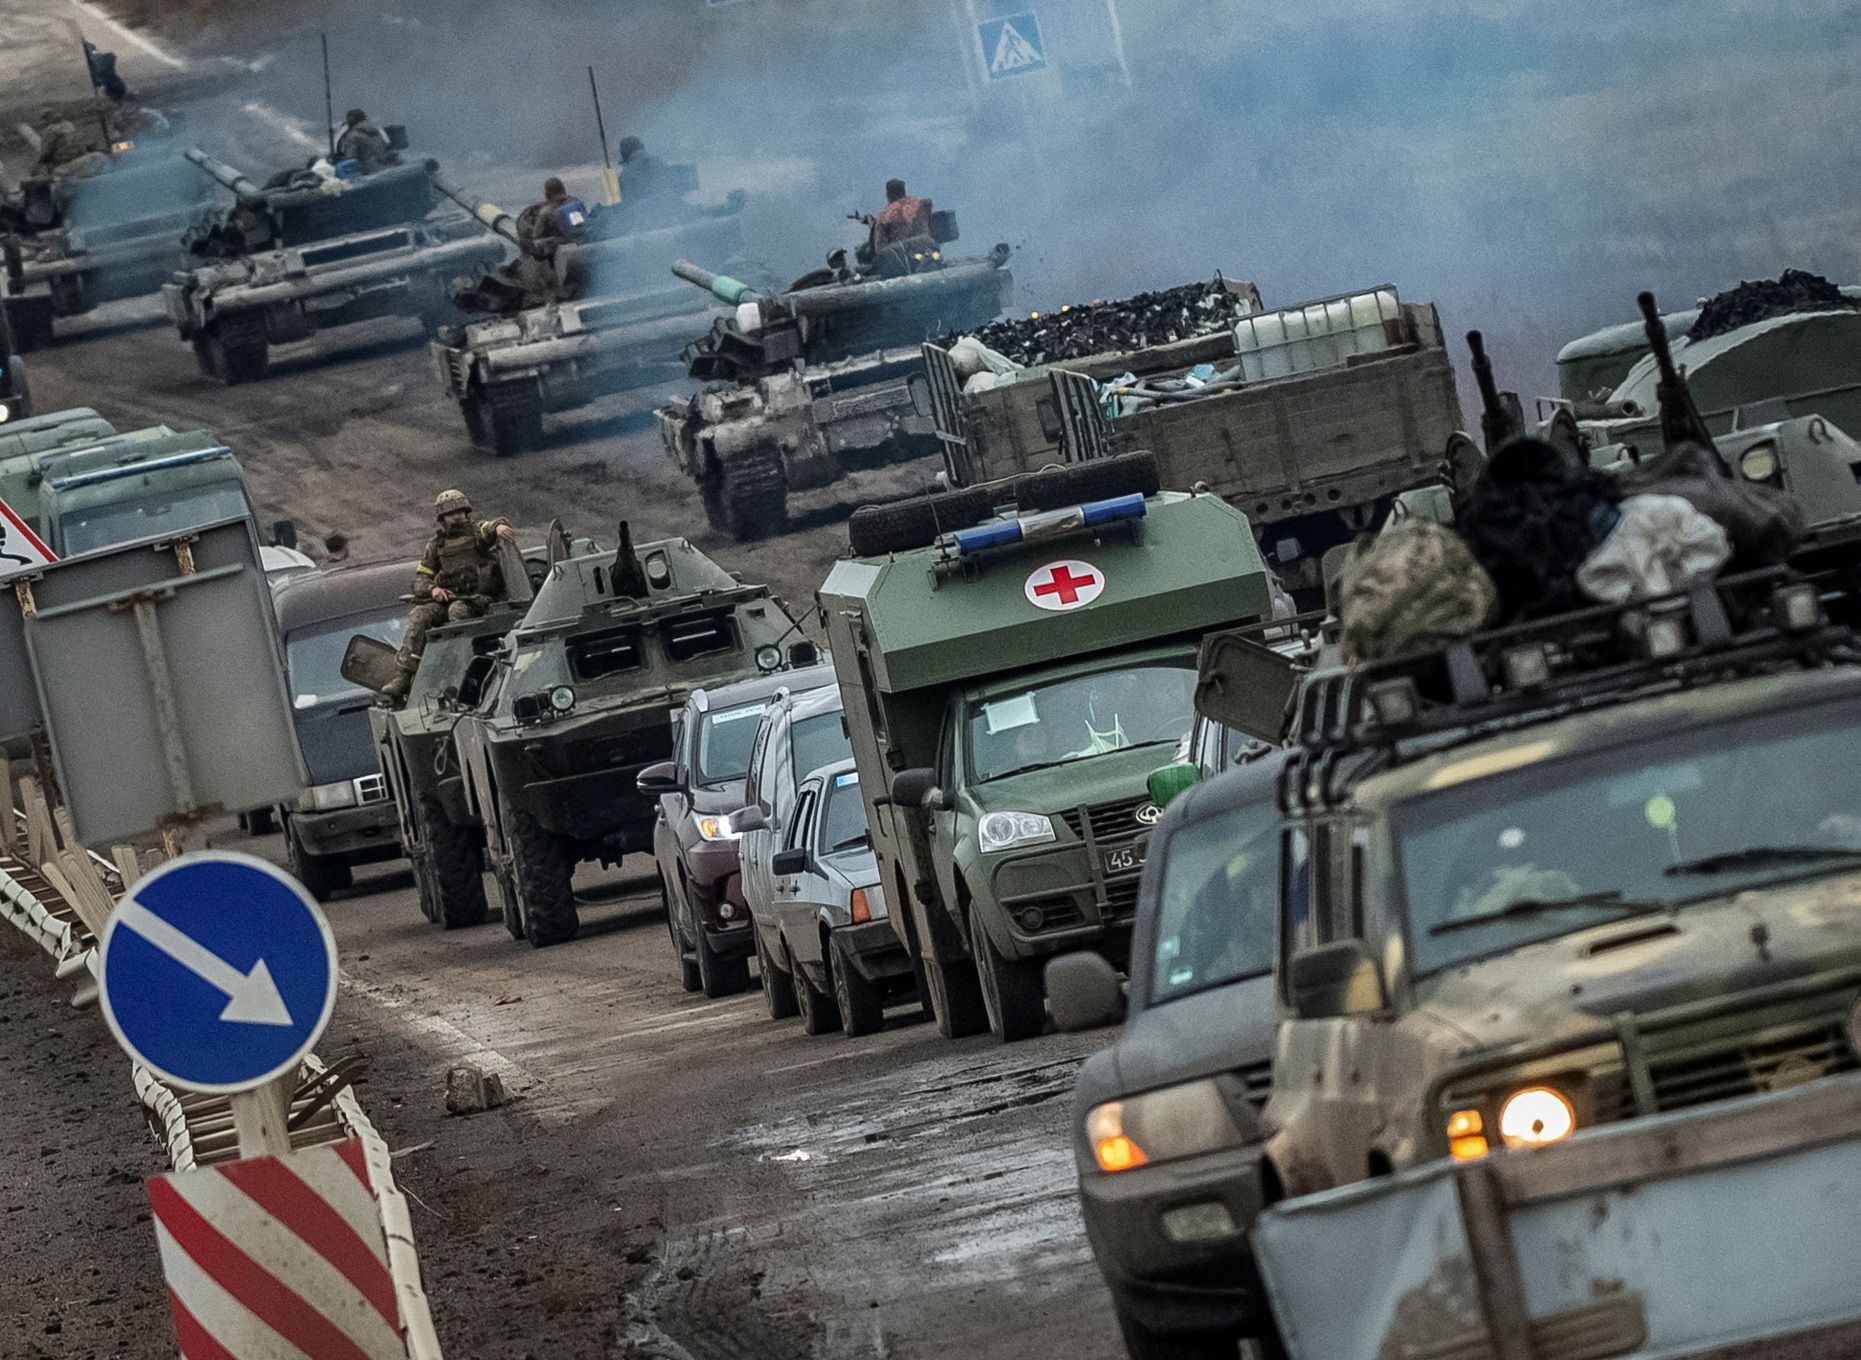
top-left (64, 0), bottom-right (186, 69)
top-left (339, 972), bottom-right (540, 1091)
top-left (243, 100), bottom-right (321, 152)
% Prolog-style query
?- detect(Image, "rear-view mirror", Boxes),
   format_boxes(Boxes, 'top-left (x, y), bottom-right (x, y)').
top-left (637, 761), bottom-right (681, 796)
top-left (1287, 940), bottom-right (1386, 1020)
top-left (1046, 953), bottom-right (1126, 1032)
top-left (772, 847), bottom-right (811, 877)
top-left (732, 805), bottom-right (768, 834)
top-left (891, 768), bottom-right (940, 811)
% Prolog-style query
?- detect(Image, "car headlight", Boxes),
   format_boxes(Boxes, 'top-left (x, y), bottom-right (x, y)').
top-left (1499, 1087), bottom-right (1577, 1148)
top-left (755, 645), bottom-right (783, 672)
top-left (0, 401), bottom-right (13, 425)
top-left (1740, 443), bottom-right (1780, 482)
top-left (696, 814), bottom-right (741, 842)
top-left (977, 810), bottom-right (1056, 853)
top-left (297, 780), bottom-right (359, 813)
top-left (1085, 1078), bottom-right (1249, 1174)
top-left (549, 685), bottom-right (576, 713)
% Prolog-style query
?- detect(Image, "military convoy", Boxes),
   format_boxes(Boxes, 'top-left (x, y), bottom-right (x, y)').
top-left (656, 219), bottom-right (1014, 539)
top-left (820, 453), bottom-right (1278, 1041)
top-left (160, 149), bottom-right (506, 384)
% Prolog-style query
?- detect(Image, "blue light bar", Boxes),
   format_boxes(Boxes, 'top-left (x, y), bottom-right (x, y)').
top-left (49, 445), bottom-right (234, 492)
top-left (951, 493), bottom-right (1148, 558)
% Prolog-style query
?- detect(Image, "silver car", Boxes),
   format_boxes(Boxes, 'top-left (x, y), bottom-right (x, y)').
top-left (738, 758), bottom-right (919, 1037)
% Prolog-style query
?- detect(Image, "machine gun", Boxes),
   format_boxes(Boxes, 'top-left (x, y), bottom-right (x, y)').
top-left (1466, 329), bottom-right (1521, 452)
top-left (1639, 289), bottom-right (1725, 467)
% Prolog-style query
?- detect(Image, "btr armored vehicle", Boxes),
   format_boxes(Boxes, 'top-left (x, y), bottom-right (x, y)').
top-left (160, 149), bottom-right (506, 384)
top-left (449, 530), bottom-right (803, 946)
top-left (0, 297), bottom-right (28, 419)
top-left (657, 219), bottom-right (1013, 539)
top-left (819, 453), bottom-right (1276, 1042)
top-left (429, 172), bottom-right (747, 455)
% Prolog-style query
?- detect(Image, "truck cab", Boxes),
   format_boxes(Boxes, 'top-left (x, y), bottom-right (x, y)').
top-left (36, 429), bottom-right (252, 558)
top-left (820, 454), bottom-right (1277, 1042)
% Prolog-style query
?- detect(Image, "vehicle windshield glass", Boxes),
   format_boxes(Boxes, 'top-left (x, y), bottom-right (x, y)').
top-left (288, 614), bottom-right (410, 708)
top-left (1396, 700), bottom-right (1861, 974)
top-left (791, 709), bottom-right (852, 785)
top-left (697, 701), bottom-right (769, 785)
top-left (59, 485), bottom-right (249, 557)
top-left (1150, 798), bottom-right (1279, 1006)
top-left (966, 660), bottom-right (1197, 784)
top-left (819, 773), bottom-right (868, 854)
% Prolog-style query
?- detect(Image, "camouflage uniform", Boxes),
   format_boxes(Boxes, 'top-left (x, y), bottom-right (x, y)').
top-left (335, 111), bottom-right (391, 173)
top-left (391, 495), bottom-right (511, 692)
top-left (1336, 521), bottom-right (1496, 664)
top-left (32, 110), bottom-right (88, 178)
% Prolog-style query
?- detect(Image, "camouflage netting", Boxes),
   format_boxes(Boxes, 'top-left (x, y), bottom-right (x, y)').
top-left (1688, 269), bottom-right (1860, 344)
top-left (954, 278), bottom-right (1254, 367)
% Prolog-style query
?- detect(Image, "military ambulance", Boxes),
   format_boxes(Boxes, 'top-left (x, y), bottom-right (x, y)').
top-left (820, 453), bottom-right (1277, 1042)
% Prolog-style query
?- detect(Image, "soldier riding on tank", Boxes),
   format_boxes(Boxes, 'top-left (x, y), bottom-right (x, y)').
top-left (386, 489), bottom-right (518, 699)
top-left (335, 109), bottom-right (393, 174)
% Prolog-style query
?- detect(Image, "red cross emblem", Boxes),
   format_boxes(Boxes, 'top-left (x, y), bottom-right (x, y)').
top-left (1025, 559), bottom-right (1105, 612)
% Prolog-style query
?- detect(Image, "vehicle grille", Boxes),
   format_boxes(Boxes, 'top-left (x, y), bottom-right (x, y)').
top-left (1103, 876), bottom-right (1141, 919)
top-left (1234, 1058), bottom-right (1273, 1110)
top-left (1646, 1016), bottom-right (1860, 1114)
top-left (1059, 794), bottom-right (1155, 844)
top-left (353, 774), bottom-right (390, 805)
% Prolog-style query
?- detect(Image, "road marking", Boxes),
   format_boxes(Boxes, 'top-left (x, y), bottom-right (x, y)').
top-left (244, 100), bottom-right (322, 152)
top-left (64, 0), bottom-right (185, 68)
top-left (114, 897), bottom-right (294, 1026)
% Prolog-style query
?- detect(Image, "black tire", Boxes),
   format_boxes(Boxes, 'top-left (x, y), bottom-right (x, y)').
top-left (5, 295), bottom-right (55, 352)
top-left (410, 854), bottom-right (442, 923)
top-left (847, 486), bottom-right (996, 558)
top-left (695, 909), bottom-right (751, 997)
top-left (756, 928), bottom-right (799, 1021)
top-left (467, 381), bottom-right (543, 457)
top-left (793, 957), bottom-right (842, 1036)
top-left (288, 827), bottom-right (351, 903)
top-left (830, 933), bottom-right (884, 1038)
top-left (1113, 1301), bottom-right (1244, 1360)
top-left (208, 316), bottom-right (269, 386)
top-left (420, 794), bottom-right (489, 930)
top-left (716, 447), bottom-right (788, 542)
top-left (47, 273), bottom-right (91, 318)
top-left (971, 911), bottom-right (1046, 1043)
top-left (923, 950), bottom-right (989, 1040)
top-left (1013, 451), bottom-right (1161, 514)
top-left (509, 807), bottom-right (577, 947)
top-left (664, 878), bottom-right (702, 992)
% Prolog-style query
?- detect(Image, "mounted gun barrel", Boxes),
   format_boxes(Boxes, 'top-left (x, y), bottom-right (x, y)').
top-left (1466, 329), bottom-right (1519, 452)
top-left (671, 259), bottom-right (761, 307)
top-left (428, 171), bottom-right (521, 244)
top-left (1638, 290), bottom-right (1721, 461)
top-left (182, 147), bottom-right (264, 201)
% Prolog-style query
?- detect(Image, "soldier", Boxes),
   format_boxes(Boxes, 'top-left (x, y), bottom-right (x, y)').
top-left (862, 178), bottom-right (934, 251)
top-left (516, 177), bottom-right (586, 253)
top-left (334, 109), bottom-right (391, 173)
top-left (386, 489), bottom-right (518, 699)
top-left (31, 107), bottom-right (89, 178)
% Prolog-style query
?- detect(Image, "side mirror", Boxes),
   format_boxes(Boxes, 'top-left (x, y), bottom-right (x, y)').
top-left (271, 518), bottom-right (298, 550)
top-left (339, 634), bottom-right (401, 696)
top-left (1046, 952), bottom-right (1126, 1032)
top-left (771, 847), bottom-right (811, 877)
top-left (1287, 940), bottom-right (1386, 1020)
top-left (891, 768), bottom-right (941, 811)
top-left (732, 805), bottom-right (768, 834)
top-left (1146, 761), bottom-right (1199, 812)
top-left (788, 639), bottom-right (821, 668)
top-left (637, 761), bottom-right (682, 796)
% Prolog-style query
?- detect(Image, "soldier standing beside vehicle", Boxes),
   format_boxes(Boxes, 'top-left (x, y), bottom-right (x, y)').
top-left (385, 489), bottom-right (518, 699)
top-left (334, 109), bottom-right (392, 173)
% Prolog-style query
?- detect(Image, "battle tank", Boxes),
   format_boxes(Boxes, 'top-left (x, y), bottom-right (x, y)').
top-left (427, 173), bottom-right (748, 455)
top-left (446, 526), bottom-right (809, 947)
top-left (656, 215), bottom-right (1013, 539)
top-left (158, 147), bottom-right (507, 384)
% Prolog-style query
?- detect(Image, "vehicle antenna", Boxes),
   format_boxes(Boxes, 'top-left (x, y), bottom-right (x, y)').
top-left (321, 33), bottom-right (337, 161)
top-left (589, 67), bottom-right (620, 207)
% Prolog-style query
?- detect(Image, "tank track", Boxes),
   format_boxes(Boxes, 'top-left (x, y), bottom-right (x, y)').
top-left (715, 442), bottom-right (789, 542)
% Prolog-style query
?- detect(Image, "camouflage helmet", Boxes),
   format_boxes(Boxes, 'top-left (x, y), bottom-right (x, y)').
top-left (345, 108), bottom-right (368, 126)
top-left (618, 136), bottom-right (645, 162)
top-left (1336, 522), bottom-right (1496, 664)
top-left (434, 488), bottom-right (472, 519)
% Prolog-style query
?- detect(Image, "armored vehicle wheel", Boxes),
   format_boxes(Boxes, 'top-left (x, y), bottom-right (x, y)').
top-left (922, 951), bottom-right (989, 1040)
top-left (793, 959), bottom-right (841, 1037)
top-left (411, 856), bottom-right (441, 922)
top-left (830, 934), bottom-right (884, 1038)
top-left (1013, 451), bottom-right (1160, 515)
top-left (47, 273), bottom-right (92, 318)
top-left (466, 382), bottom-right (543, 457)
top-left (696, 919), bottom-right (751, 998)
top-left (847, 487), bottom-right (996, 557)
top-left (664, 878), bottom-right (702, 992)
top-left (4, 296), bottom-right (55, 352)
top-left (756, 928), bottom-right (799, 1020)
top-left (970, 912), bottom-right (1045, 1043)
top-left (713, 447), bottom-right (789, 542)
top-left (206, 316), bottom-right (269, 386)
top-left (509, 808), bottom-right (577, 947)
top-left (287, 825), bottom-right (352, 903)
top-left (419, 794), bottom-right (489, 929)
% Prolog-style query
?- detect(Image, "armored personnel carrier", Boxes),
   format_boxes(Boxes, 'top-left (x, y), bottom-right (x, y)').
top-left (428, 173), bottom-right (749, 455)
top-left (657, 217), bottom-right (1013, 539)
top-left (3, 139), bottom-right (220, 351)
top-left (447, 528), bottom-right (807, 946)
top-left (159, 148), bottom-right (507, 384)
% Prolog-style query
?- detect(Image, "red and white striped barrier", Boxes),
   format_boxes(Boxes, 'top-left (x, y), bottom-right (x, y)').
top-left (149, 1137), bottom-right (409, 1360)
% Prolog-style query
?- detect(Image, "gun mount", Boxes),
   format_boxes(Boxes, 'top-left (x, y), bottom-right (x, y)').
top-left (1639, 289), bottom-right (1722, 462)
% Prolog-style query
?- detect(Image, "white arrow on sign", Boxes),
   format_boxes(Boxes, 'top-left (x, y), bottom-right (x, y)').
top-left (113, 898), bottom-right (295, 1026)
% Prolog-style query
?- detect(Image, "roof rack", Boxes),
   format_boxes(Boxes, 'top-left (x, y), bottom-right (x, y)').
top-left (1279, 554), bottom-right (1861, 814)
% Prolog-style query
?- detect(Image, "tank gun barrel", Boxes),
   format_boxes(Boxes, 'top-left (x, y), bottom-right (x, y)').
top-left (428, 171), bottom-right (521, 244)
top-left (183, 147), bottom-right (262, 200)
top-left (672, 259), bottom-right (761, 306)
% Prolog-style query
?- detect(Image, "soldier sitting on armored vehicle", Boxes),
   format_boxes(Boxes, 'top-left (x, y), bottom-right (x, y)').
top-left (335, 109), bottom-right (394, 174)
top-left (30, 107), bottom-right (96, 179)
top-left (387, 488), bottom-right (519, 699)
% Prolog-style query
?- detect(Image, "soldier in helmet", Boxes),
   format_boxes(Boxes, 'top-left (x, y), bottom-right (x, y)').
top-left (334, 108), bottom-right (392, 173)
top-left (31, 106), bottom-right (90, 178)
top-left (385, 490), bottom-right (518, 699)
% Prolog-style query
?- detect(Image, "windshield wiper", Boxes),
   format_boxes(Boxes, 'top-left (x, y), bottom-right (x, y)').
top-left (987, 739), bottom-right (1178, 783)
top-left (1430, 891), bottom-right (1667, 936)
top-left (1665, 845), bottom-right (1861, 876)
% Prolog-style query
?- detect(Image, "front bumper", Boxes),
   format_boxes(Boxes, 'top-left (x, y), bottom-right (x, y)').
top-left (293, 800), bottom-right (402, 863)
top-left (688, 845), bottom-right (752, 958)
top-left (982, 841), bottom-right (1142, 962)
top-left (834, 919), bottom-right (915, 986)
top-left (519, 765), bottom-right (660, 848)
top-left (1079, 1142), bottom-right (1273, 1336)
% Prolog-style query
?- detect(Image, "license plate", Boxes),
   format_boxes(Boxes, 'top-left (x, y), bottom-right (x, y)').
top-left (1103, 839), bottom-right (1148, 876)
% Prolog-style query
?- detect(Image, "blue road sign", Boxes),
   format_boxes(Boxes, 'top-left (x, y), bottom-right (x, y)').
top-left (979, 12), bottom-right (1048, 79)
top-left (99, 852), bottom-right (337, 1094)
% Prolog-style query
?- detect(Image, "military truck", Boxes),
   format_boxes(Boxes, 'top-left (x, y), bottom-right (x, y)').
top-left (3, 143), bottom-right (220, 351)
top-left (926, 284), bottom-right (1463, 601)
top-left (447, 530), bottom-right (804, 946)
top-left (159, 150), bottom-right (506, 384)
top-left (428, 176), bottom-right (747, 455)
top-left (819, 453), bottom-right (1277, 1042)
top-left (35, 429), bottom-right (254, 558)
top-left (0, 408), bottom-right (114, 501)
top-left (656, 224), bottom-right (1014, 539)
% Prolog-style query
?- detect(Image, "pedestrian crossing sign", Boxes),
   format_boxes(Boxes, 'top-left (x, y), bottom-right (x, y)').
top-left (979, 12), bottom-right (1047, 79)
